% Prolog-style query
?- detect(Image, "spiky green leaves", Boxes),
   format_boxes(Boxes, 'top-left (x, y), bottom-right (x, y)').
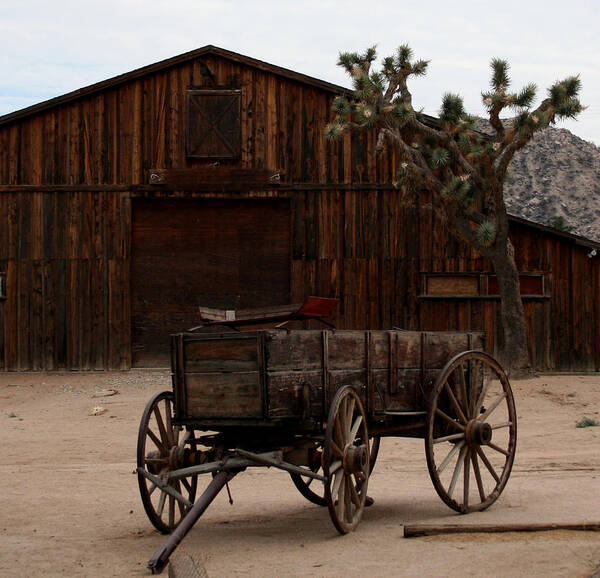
top-left (476, 221), bottom-right (497, 247)
top-left (440, 93), bottom-right (466, 124)
top-left (332, 96), bottom-right (352, 117)
top-left (430, 148), bottom-right (450, 168)
top-left (549, 76), bottom-right (584, 119)
top-left (396, 44), bottom-right (413, 67)
top-left (515, 83), bottom-right (537, 108)
top-left (337, 46), bottom-right (377, 73)
top-left (391, 100), bottom-right (416, 123)
top-left (356, 103), bottom-right (376, 125)
top-left (337, 51), bottom-right (361, 73)
top-left (324, 122), bottom-right (346, 141)
top-left (442, 175), bottom-right (473, 202)
top-left (490, 58), bottom-right (510, 92)
top-left (411, 60), bottom-right (429, 76)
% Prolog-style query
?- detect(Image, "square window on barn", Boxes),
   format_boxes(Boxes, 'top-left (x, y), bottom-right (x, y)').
top-left (186, 89), bottom-right (241, 159)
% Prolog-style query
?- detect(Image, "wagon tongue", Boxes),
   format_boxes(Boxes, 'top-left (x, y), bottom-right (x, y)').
top-left (147, 470), bottom-right (239, 574)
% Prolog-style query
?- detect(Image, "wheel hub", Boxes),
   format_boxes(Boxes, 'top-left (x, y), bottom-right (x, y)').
top-left (343, 444), bottom-right (368, 474)
top-left (465, 420), bottom-right (492, 447)
top-left (168, 444), bottom-right (186, 470)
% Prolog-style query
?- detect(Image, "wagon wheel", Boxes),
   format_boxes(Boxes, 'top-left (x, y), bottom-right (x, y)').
top-left (323, 385), bottom-right (370, 533)
top-left (425, 351), bottom-right (517, 513)
top-left (137, 391), bottom-right (198, 534)
top-left (290, 436), bottom-right (380, 507)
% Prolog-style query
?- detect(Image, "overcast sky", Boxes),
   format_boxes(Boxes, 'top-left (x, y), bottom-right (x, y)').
top-left (1, 0), bottom-right (598, 144)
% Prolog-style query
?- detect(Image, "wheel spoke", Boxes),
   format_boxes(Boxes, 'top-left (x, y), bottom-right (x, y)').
top-left (329, 460), bottom-right (343, 475)
top-left (146, 427), bottom-right (166, 453)
top-left (436, 440), bottom-right (464, 475)
top-left (157, 490), bottom-right (167, 517)
top-left (473, 376), bottom-right (492, 416)
top-left (487, 442), bottom-right (510, 457)
top-left (164, 399), bottom-right (175, 446)
top-left (148, 482), bottom-right (158, 496)
top-left (332, 469), bottom-right (344, 498)
top-left (180, 477), bottom-right (192, 494)
top-left (491, 422), bottom-right (513, 430)
top-left (345, 397), bottom-right (355, 437)
top-left (478, 392), bottom-right (507, 422)
top-left (443, 382), bottom-right (468, 424)
top-left (349, 414), bottom-right (363, 440)
top-left (471, 451), bottom-right (486, 502)
top-left (344, 477), bottom-right (353, 523)
top-left (463, 447), bottom-right (470, 510)
top-left (435, 408), bottom-right (465, 431)
top-left (336, 475), bottom-right (346, 515)
top-left (348, 478), bottom-right (361, 507)
top-left (330, 439), bottom-right (344, 458)
top-left (448, 445), bottom-right (467, 499)
top-left (154, 406), bottom-right (170, 447)
top-left (455, 366), bottom-right (470, 419)
top-left (475, 446), bottom-right (500, 483)
top-left (433, 432), bottom-right (465, 444)
top-left (334, 414), bottom-right (345, 446)
top-left (175, 481), bottom-right (185, 517)
top-left (168, 495), bottom-right (175, 527)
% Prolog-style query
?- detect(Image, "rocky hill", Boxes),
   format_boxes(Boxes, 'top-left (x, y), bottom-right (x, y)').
top-left (478, 122), bottom-right (600, 242)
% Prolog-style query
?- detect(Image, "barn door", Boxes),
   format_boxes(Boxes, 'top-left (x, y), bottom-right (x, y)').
top-left (131, 198), bottom-right (291, 366)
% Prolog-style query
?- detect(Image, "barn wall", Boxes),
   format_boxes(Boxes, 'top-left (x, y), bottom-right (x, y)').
top-left (0, 190), bottom-right (130, 370)
top-left (0, 49), bottom-right (597, 371)
top-left (0, 55), bottom-right (396, 187)
top-left (0, 187), bottom-right (598, 371)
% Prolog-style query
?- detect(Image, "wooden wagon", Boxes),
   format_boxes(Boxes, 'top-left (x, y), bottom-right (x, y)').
top-left (137, 299), bottom-right (517, 573)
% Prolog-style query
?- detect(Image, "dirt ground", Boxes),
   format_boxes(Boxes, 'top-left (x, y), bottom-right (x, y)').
top-left (1, 370), bottom-right (599, 577)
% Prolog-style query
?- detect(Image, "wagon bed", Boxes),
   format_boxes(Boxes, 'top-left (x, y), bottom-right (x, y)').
top-left (171, 328), bottom-right (484, 427)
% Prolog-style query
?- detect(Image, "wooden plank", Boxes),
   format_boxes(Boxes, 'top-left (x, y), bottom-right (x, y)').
top-left (148, 167), bottom-right (282, 189)
top-left (184, 372), bottom-right (262, 418)
top-left (183, 337), bottom-right (259, 373)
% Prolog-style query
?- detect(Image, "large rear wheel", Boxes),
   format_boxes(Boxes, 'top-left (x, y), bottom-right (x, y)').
top-left (425, 351), bottom-right (517, 513)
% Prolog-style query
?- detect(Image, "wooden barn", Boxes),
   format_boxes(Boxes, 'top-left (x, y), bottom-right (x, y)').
top-left (0, 45), bottom-right (598, 372)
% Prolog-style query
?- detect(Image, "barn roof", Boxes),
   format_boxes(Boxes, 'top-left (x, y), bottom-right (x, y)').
top-left (0, 45), bottom-right (351, 127)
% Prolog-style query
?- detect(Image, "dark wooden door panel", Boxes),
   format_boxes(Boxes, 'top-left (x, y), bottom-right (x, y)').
top-left (131, 198), bottom-right (291, 366)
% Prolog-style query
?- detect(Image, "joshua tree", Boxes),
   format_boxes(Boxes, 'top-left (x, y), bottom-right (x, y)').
top-left (326, 45), bottom-right (583, 374)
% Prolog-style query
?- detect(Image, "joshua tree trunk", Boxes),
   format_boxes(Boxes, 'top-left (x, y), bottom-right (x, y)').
top-left (488, 243), bottom-right (531, 375)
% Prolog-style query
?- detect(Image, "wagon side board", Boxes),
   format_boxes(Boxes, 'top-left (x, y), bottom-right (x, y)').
top-left (172, 329), bottom-right (484, 425)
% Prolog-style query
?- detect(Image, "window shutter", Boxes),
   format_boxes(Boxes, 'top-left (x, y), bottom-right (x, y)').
top-left (186, 90), bottom-right (241, 159)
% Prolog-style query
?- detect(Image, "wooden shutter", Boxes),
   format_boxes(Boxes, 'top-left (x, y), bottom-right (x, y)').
top-left (186, 89), bottom-right (241, 159)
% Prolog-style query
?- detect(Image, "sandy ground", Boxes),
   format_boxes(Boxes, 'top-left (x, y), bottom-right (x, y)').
top-left (1, 370), bottom-right (599, 577)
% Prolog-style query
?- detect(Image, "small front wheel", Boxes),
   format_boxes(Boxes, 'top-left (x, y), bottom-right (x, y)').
top-left (323, 385), bottom-right (371, 534)
top-left (137, 391), bottom-right (198, 533)
top-left (290, 436), bottom-right (380, 507)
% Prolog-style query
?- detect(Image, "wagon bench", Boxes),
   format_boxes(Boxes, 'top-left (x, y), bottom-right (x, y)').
top-left (137, 299), bottom-right (517, 573)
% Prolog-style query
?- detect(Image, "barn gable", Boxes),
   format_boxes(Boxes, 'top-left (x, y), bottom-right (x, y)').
top-left (0, 46), bottom-right (598, 371)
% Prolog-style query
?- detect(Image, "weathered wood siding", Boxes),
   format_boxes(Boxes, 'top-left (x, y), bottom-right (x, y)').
top-left (0, 190), bottom-right (130, 370)
top-left (0, 188), bottom-right (598, 371)
top-left (0, 54), bottom-right (396, 186)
